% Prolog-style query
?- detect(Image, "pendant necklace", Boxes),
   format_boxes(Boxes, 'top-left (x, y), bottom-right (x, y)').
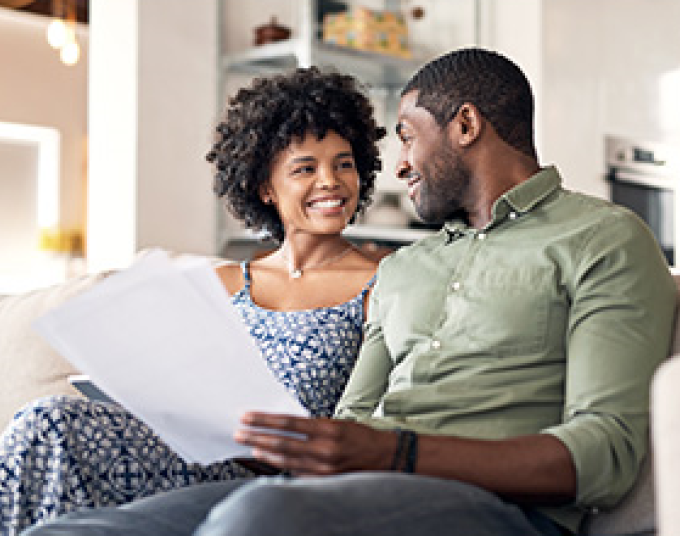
top-left (284, 244), bottom-right (354, 279)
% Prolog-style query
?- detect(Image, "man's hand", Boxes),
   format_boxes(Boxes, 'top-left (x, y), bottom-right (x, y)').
top-left (234, 412), bottom-right (396, 476)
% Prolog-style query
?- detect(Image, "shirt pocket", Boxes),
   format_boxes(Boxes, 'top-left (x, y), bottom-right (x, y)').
top-left (462, 265), bottom-right (553, 356)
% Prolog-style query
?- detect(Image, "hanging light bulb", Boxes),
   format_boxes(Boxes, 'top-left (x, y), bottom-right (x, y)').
top-left (47, 17), bottom-right (67, 49)
top-left (60, 29), bottom-right (80, 66)
top-left (58, 0), bottom-right (80, 67)
top-left (46, 0), bottom-right (67, 49)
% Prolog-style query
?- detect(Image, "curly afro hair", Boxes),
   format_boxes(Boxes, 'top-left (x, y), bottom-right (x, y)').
top-left (206, 67), bottom-right (386, 243)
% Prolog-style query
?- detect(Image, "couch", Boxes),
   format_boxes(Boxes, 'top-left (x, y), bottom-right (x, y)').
top-left (0, 265), bottom-right (678, 536)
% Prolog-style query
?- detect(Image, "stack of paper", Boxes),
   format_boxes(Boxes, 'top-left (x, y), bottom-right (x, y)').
top-left (33, 250), bottom-right (307, 464)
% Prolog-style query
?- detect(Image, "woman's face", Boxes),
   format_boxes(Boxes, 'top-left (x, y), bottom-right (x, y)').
top-left (263, 130), bottom-right (360, 239)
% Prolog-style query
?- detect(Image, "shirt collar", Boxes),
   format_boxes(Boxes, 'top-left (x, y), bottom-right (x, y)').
top-left (497, 165), bottom-right (562, 215)
top-left (443, 166), bottom-right (562, 236)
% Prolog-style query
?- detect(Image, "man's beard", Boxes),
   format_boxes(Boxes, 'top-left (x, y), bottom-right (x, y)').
top-left (414, 142), bottom-right (471, 224)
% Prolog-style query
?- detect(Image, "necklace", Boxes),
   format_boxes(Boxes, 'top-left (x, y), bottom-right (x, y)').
top-left (284, 245), bottom-right (354, 279)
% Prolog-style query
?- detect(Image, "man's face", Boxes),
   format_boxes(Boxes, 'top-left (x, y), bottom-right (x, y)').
top-left (396, 90), bottom-right (472, 224)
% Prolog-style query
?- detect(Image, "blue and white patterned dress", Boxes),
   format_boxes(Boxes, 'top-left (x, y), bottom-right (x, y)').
top-left (0, 262), bottom-right (374, 534)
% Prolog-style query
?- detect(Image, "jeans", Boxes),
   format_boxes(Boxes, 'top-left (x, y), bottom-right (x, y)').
top-left (22, 473), bottom-right (565, 536)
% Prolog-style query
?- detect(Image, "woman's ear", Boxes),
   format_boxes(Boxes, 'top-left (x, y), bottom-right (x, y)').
top-left (259, 184), bottom-right (273, 205)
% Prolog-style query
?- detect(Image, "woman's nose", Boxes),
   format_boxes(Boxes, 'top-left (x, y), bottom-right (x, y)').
top-left (316, 165), bottom-right (338, 188)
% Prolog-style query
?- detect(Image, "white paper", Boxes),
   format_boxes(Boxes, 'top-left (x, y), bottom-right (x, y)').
top-left (33, 250), bottom-right (307, 464)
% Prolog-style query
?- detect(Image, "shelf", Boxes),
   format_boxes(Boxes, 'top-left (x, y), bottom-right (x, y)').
top-left (220, 223), bottom-right (436, 247)
top-left (343, 224), bottom-right (435, 243)
top-left (222, 38), bottom-right (422, 89)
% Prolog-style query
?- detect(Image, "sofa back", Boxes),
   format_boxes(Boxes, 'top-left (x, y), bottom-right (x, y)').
top-left (0, 272), bottom-right (106, 429)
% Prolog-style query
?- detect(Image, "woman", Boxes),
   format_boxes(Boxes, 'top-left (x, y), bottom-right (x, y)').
top-left (0, 67), bottom-right (386, 534)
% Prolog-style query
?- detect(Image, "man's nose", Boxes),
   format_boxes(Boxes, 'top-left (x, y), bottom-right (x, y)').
top-left (396, 159), bottom-right (412, 181)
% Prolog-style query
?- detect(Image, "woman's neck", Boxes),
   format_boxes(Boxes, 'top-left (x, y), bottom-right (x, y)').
top-left (278, 235), bottom-right (353, 279)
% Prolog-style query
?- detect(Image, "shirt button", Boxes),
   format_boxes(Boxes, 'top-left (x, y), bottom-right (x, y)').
top-left (451, 281), bottom-right (461, 291)
top-left (477, 232), bottom-right (487, 240)
top-left (509, 211), bottom-right (518, 220)
top-left (431, 339), bottom-right (441, 350)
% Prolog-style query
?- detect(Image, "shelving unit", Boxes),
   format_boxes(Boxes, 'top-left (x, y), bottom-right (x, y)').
top-left (222, 38), bottom-right (421, 89)
top-left (216, 0), bottom-right (448, 256)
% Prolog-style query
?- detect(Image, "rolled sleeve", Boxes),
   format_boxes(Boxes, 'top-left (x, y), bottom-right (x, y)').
top-left (544, 210), bottom-right (676, 507)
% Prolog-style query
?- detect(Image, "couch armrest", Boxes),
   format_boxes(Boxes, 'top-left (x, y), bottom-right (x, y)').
top-left (652, 355), bottom-right (680, 536)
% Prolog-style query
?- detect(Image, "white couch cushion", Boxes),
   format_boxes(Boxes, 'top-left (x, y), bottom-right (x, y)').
top-left (0, 272), bottom-right (106, 430)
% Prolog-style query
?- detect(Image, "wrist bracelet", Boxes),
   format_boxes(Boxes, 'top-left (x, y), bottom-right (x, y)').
top-left (390, 429), bottom-right (418, 473)
top-left (403, 430), bottom-right (418, 473)
top-left (390, 428), bottom-right (407, 471)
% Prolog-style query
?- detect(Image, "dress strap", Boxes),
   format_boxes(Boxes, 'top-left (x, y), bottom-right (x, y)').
top-left (240, 261), bottom-right (252, 290)
top-left (360, 274), bottom-right (377, 297)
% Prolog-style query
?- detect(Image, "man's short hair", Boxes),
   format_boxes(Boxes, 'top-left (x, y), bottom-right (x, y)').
top-left (402, 48), bottom-right (537, 159)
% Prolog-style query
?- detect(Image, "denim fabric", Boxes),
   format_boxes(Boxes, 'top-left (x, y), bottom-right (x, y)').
top-left (196, 473), bottom-right (564, 536)
top-left (23, 474), bottom-right (565, 536)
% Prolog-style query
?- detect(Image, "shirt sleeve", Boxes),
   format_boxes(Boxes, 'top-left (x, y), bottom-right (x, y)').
top-left (334, 264), bottom-right (394, 422)
top-left (543, 209), bottom-right (677, 508)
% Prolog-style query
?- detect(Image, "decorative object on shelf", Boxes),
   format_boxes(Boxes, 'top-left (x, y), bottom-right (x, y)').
top-left (39, 227), bottom-right (84, 256)
top-left (315, 0), bottom-right (347, 39)
top-left (410, 6), bottom-right (425, 20)
top-left (253, 16), bottom-right (292, 46)
top-left (46, 0), bottom-right (80, 66)
top-left (322, 5), bottom-right (412, 58)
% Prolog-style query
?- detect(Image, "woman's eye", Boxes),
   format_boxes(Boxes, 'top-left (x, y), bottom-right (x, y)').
top-left (337, 160), bottom-right (356, 170)
top-left (292, 165), bottom-right (315, 176)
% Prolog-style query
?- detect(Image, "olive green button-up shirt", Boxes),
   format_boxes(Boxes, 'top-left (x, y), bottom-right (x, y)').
top-left (335, 166), bottom-right (676, 533)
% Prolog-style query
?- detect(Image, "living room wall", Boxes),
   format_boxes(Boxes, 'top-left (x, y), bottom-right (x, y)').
top-left (0, 8), bottom-right (88, 234)
top-left (0, 7), bottom-right (88, 291)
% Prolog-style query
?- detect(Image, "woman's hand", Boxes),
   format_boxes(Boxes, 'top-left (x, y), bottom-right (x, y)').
top-left (234, 412), bottom-right (396, 476)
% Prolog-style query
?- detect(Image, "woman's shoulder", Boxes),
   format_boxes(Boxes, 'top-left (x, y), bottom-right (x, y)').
top-left (214, 261), bottom-right (245, 295)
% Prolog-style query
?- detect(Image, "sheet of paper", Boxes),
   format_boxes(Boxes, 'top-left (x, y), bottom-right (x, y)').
top-left (34, 250), bottom-right (307, 464)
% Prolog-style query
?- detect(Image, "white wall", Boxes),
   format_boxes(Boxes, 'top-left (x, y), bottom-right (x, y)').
top-left (473, 0), bottom-right (680, 200)
top-left (541, 0), bottom-right (680, 198)
top-left (87, 0), bottom-right (218, 272)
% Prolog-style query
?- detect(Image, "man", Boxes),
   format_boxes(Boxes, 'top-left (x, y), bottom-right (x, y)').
top-left (26, 48), bottom-right (676, 536)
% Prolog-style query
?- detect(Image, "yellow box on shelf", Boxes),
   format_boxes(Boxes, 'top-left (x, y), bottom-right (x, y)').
top-left (39, 227), bottom-right (84, 255)
top-left (323, 6), bottom-right (412, 59)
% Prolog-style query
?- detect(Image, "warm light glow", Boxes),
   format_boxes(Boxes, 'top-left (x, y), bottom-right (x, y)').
top-left (60, 34), bottom-right (80, 66)
top-left (46, 17), bottom-right (67, 49)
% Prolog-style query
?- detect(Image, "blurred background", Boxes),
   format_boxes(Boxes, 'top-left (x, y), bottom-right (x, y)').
top-left (1, 0), bottom-right (679, 293)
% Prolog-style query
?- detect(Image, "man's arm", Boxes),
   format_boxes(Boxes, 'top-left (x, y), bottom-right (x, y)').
top-left (235, 412), bottom-right (576, 505)
top-left (539, 210), bottom-right (677, 507)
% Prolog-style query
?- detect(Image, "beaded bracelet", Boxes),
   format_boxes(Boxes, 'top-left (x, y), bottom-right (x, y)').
top-left (390, 429), bottom-right (418, 473)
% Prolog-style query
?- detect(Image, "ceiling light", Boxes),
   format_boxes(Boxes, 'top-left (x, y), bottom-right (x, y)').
top-left (60, 34), bottom-right (80, 66)
top-left (46, 0), bottom-right (80, 66)
top-left (46, 17), bottom-right (67, 48)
